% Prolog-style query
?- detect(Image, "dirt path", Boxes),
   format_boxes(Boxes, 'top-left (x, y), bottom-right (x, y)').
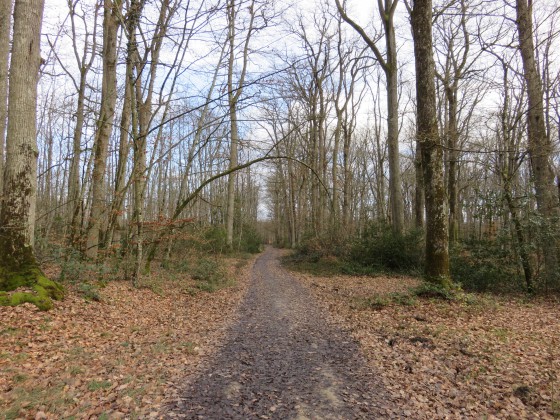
top-left (165, 247), bottom-right (401, 419)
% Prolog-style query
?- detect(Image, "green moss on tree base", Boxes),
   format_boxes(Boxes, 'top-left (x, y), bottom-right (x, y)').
top-left (425, 274), bottom-right (454, 289)
top-left (0, 267), bottom-right (64, 311)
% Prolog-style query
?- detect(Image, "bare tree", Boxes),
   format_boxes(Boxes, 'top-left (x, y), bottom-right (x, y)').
top-left (516, 0), bottom-right (559, 288)
top-left (335, 0), bottom-right (405, 233)
top-left (434, 0), bottom-right (474, 243)
top-left (127, 0), bottom-right (176, 283)
top-left (331, 17), bottom-right (367, 233)
top-left (408, 0), bottom-right (451, 284)
top-left (52, 0), bottom-right (101, 246)
top-left (85, 0), bottom-right (121, 260)
top-left (496, 59), bottom-right (533, 291)
top-left (225, 0), bottom-right (258, 250)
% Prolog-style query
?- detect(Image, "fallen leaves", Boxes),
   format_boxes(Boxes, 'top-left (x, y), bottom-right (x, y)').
top-left (296, 272), bottom-right (560, 419)
top-left (0, 255), bottom-right (254, 419)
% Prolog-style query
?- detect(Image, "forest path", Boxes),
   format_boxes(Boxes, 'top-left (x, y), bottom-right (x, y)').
top-left (165, 246), bottom-right (398, 419)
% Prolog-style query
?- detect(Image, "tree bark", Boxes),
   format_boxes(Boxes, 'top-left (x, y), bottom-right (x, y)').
top-left (516, 0), bottom-right (559, 288)
top-left (0, 0), bottom-right (13, 205)
top-left (447, 87), bottom-right (459, 243)
top-left (414, 140), bottom-right (424, 228)
top-left (104, 63), bottom-right (131, 250)
top-left (384, 7), bottom-right (404, 234)
top-left (410, 0), bottom-right (450, 284)
top-left (0, 0), bottom-right (64, 310)
top-left (85, 0), bottom-right (120, 260)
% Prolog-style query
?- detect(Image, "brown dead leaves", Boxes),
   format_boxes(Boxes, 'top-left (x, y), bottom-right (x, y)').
top-left (0, 256), bottom-right (254, 419)
top-left (297, 273), bottom-right (560, 419)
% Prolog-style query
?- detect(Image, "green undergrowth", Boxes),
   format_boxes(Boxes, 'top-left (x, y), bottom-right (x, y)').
top-left (76, 282), bottom-right (102, 301)
top-left (281, 254), bottom-right (381, 277)
top-left (283, 223), bottom-right (424, 278)
top-left (190, 258), bottom-right (232, 293)
top-left (0, 267), bottom-right (65, 311)
top-left (159, 253), bottom-right (237, 295)
top-left (356, 282), bottom-right (476, 311)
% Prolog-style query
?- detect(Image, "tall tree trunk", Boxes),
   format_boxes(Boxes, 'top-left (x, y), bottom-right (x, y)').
top-left (332, 113), bottom-right (342, 230)
top-left (516, 0), bottom-right (559, 288)
top-left (0, 0), bottom-right (12, 206)
top-left (0, 0), bottom-right (63, 309)
top-left (67, 69), bottom-right (88, 246)
top-left (342, 123), bottom-right (352, 230)
top-left (85, 0), bottom-right (120, 260)
top-left (447, 87), bottom-right (459, 243)
top-left (336, 0), bottom-right (404, 233)
top-left (226, 104), bottom-right (239, 249)
top-left (410, 0), bottom-right (451, 285)
top-left (104, 69), bottom-right (131, 250)
top-left (225, 0), bottom-right (255, 250)
top-left (414, 140), bottom-right (424, 229)
top-left (385, 20), bottom-right (404, 233)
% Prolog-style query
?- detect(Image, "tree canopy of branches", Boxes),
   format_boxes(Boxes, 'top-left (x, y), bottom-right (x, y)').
top-left (2, 0), bottom-right (560, 308)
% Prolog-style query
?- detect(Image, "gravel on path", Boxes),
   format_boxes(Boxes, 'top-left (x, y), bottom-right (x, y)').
top-left (165, 247), bottom-right (401, 419)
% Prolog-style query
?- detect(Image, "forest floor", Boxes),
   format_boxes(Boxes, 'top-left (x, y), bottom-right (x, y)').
top-left (296, 266), bottom-right (560, 419)
top-left (1, 247), bottom-right (559, 419)
top-left (0, 254), bottom-right (256, 419)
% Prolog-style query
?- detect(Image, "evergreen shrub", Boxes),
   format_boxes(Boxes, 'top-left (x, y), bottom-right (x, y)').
top-left (349, 223), bottom-right (424, 273)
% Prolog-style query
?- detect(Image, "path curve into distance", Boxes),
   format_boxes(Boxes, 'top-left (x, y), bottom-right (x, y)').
top-left (165, 246), bottom-right (401, 419)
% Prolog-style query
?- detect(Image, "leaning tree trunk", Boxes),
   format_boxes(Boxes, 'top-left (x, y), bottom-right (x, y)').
top-left (67, 68), bottom-right (88, 246)
top-left (516, 0), bottom-right (559, 289)
top-left (410, 0), bottom-right (451, 285)
top-left (0, 0), bottom-right (64, 311)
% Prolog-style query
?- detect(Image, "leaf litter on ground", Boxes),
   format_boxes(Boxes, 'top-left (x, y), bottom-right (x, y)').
top-left (295, 272), bottom-right (560, 419)
top-left (0, 255), bottom-right (255, 419)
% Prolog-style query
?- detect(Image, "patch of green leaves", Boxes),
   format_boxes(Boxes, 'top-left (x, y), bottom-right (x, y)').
top-left (411, 282), bottom-right (456, 300)
top-left (87, 380), bottom-right (111, 391)
top-left (77, 282), bottom-right (101, 301)
top-left (191, 258), bottom-right (230, 292)
top-left (357, 292), bottom-right (417, 311)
